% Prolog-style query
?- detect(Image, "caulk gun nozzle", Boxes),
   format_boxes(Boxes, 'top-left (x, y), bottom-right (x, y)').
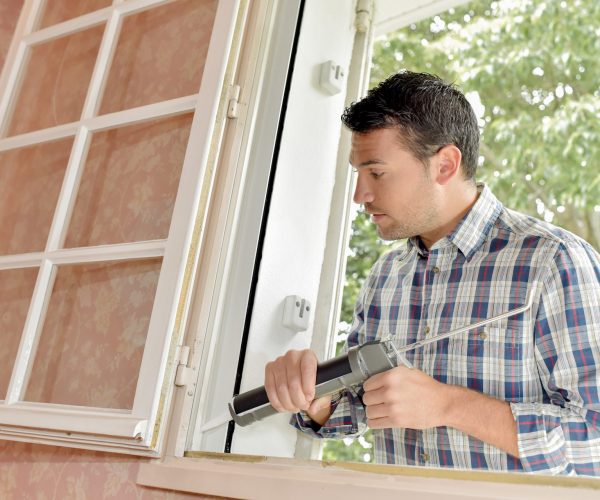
top-left (199, 412), bottom-right (232, 433)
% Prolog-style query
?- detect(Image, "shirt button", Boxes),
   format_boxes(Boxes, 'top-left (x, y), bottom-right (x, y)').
top-left (425, 326), bottom-right (431, 334)
top-left (432, 266), bottom-right (440, 273)
top-left (478, 331), bottom-right (487, 340)
top-left (420, 452), bottom-right (430, 462)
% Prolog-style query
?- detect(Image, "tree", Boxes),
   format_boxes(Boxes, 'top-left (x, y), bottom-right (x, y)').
top-left (323, 0), bottom-right (600, 463)
top-left (372, 0), bottom-right (600, 248)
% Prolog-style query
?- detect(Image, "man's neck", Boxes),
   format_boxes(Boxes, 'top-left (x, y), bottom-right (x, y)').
top-left (420, 183), bottom-right (479, 249)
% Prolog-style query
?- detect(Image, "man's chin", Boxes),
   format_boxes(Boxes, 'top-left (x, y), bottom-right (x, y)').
top-left (376, 227), bottom-right (402, 241)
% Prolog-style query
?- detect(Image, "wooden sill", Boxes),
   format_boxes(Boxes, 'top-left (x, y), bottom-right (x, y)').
top-left (137, 451), bottom-right (600, 499)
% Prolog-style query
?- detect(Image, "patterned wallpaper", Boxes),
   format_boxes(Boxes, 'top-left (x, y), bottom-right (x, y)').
top-left (0, 0), bottom-right (23, 73)
top-left (0, 440), bottom-right (230, 500)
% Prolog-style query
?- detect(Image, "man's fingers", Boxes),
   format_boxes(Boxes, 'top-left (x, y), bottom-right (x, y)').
top-left (287, 362), bottom-right (310, 410)
top-left (367, 416), bottom-right (393, 429)
top-left (264, 367), bottom-right (284, 412)
top-left (362, 371), bottom-right (386, 391)
top-left (365, 402), bottom-right (389, 420)
top-left (300, 351), bottom-right (318, 400)
top-left (264, 349), bottom-right (320, 413)
top-left (362, 386), bottom-right (389, 406)
top-left (276, 366), bottom-right (299, 411)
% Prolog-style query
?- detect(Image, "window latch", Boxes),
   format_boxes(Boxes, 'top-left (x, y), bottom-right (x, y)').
top-left (227, 84), bottom-right (241, 119)
top-left (174, 345), bottom-right (192, 387)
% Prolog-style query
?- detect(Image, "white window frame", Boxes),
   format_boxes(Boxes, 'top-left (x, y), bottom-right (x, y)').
top-left (0, 0), bottom-right (246, 455)
top-left (174, 0), bottom-right (305, 456)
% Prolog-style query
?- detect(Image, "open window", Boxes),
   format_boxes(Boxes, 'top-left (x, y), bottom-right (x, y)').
top-left (0, 0), bottom-right (246, 455)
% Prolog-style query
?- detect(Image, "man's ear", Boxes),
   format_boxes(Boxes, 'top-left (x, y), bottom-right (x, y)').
top-left (433, 145), bottom-right (462, 185)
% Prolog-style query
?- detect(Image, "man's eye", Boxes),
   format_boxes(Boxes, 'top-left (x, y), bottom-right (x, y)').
top-left (371, 171), bottom-right (383, 178)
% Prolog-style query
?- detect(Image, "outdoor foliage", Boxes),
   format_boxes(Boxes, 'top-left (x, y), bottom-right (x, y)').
top-left (322, 0), bottom-right (600, 463)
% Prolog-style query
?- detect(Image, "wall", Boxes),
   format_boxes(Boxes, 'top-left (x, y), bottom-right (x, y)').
top-left (0, 440), bottom-right (227, 499)
top-left (0, 0), bottom-right (23, 70)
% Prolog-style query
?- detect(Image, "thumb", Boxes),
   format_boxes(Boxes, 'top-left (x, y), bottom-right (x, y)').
top-left (308, 395), bottom-right (331, 414)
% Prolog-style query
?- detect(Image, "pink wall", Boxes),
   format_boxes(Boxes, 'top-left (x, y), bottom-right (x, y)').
top-left (0, 2), bottom-right (231, 498)
top-left (0, 440), bottom-right (229, 499)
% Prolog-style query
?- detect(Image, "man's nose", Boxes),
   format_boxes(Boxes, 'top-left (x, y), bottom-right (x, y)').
top-left (353, 175), bottom-right (374, 204)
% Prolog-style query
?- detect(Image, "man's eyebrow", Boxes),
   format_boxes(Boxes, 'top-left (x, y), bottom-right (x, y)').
top-left (350, 159), bottom-right (386, 168)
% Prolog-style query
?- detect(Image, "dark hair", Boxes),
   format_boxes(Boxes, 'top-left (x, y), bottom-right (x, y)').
top-left (341, 71), bottom-right (479, 180)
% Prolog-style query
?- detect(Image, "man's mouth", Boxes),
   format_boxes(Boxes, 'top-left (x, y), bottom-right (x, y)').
top-left (369, 213), bottom-right (386, 223)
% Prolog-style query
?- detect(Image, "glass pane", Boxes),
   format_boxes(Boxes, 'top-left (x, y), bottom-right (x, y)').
top-left (64, 114), bottom-right (192, 248)
top-left (0, 0), bottom-right (24, 74)
top-left (0, 268), bottom-right (38, 399)
top-left (24, 258), bottom-right (162, 409)
top-left (39, 0), bottom-right (112, 29)
top-left (99, 0), bottom-right (217, 114)
top-left (6, 25), bottom-right (104, 136)
top-left (0, 138), bottom-right (73, 255)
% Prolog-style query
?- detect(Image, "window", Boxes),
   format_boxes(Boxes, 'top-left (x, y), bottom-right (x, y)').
top-left (0, 0), bottom-right (244, 454)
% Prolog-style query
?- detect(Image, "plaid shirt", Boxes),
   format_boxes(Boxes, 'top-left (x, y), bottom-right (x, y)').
top-left (295, 184), bottom-right (600, 475)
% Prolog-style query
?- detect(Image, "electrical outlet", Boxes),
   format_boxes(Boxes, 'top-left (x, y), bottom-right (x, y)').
top-left (319, 60), bottom-right (345, 95)
top-left (282, 295), bottom-right (311, 332)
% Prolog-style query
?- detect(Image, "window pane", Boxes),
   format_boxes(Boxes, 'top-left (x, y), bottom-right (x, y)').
top-left (0, 0), bottom-right (24, 74)
top-left (6, 25), bottom-right (104, 136)
top-left (24, 258), bottom-right (162, 409)
top-left (39, 0), bottom-right (112, 29)
top-left (0, 268), bottom-right (38, 400)
top-left (0, 138), bottom-right (73, 255)
top-left (64, 114), bottom-right (192, 248)
top-left (99, 0), bottom-right (217, 114)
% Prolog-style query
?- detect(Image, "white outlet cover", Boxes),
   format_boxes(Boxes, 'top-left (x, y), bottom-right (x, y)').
top-left (282, 295), bottom-right (311, 332)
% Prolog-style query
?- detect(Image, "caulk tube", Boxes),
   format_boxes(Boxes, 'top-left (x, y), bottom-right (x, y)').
top-left (228, 340), bottom-right (397, 427)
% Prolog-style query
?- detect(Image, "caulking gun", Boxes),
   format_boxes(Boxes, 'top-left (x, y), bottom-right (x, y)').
top-left (203, 293), bottom-right (534, 431)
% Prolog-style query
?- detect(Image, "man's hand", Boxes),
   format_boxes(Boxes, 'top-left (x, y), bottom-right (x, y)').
top-left (363, 366), bottom-right (450, 429)
top-left (264, 349), bottom-right (332, 425)
top-left (362, 366), bottom-right (519, 457)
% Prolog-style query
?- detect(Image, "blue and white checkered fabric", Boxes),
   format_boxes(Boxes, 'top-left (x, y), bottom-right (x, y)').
top-left (294, 184), bottom-right (600, 475)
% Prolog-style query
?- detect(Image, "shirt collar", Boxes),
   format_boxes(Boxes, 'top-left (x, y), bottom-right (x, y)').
top-left (407, 183), bottom-right (503, 259)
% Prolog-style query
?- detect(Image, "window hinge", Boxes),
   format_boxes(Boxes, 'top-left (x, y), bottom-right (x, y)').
top-left (355, 0), bottom-right (373, 33)
top-left (227, 84), bottom-right (241, 119)
top-left (174, 345), bottom-right (192, 387)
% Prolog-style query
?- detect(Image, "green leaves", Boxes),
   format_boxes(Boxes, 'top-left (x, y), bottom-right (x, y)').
top-left (371, 0), bottom-right (600, 247)
top-left (323, 0), bottom-right (600, 465)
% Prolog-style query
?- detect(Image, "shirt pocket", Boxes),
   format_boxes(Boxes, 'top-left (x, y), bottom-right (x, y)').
top-left (447, 326), bottom-right (526, 401)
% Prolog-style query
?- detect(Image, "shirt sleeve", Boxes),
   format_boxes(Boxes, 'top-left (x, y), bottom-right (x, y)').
top-left (510, 239), bottom-right (600, 475)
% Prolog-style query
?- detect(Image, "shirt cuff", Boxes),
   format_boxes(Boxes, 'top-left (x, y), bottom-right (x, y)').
top-left (292, 388), bottom-right (367, 439)
top-left (510, 402), bottom-right (576, 475)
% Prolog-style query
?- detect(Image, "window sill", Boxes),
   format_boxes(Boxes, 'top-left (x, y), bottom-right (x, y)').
top-left (137, 452), bottom-right (600, 499)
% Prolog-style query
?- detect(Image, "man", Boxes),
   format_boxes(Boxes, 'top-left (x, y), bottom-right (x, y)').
top-left (264, 71), bottom-right (600, 475)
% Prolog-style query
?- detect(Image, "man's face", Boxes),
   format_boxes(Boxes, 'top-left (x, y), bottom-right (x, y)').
top-left (350, 128), bottom-right (442, 242)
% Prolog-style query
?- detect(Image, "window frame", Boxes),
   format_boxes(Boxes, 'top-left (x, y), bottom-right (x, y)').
top-left (137, 453), bottom-right (600, 500)
top-left (176, 0), bottom-right (305, 455)
top-left (0, 0), bottom-right (245, 455)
